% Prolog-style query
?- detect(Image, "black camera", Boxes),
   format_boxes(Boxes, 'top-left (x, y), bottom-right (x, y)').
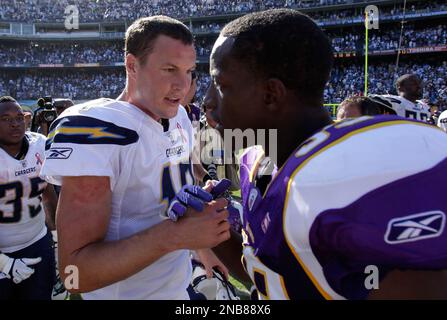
top-left (31, 96), bottom-right (58, 133)
top-left (37, 96), bottom-right (58, 123)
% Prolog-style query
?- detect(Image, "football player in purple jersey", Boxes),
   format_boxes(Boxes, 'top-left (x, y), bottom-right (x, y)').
top-left (209, 9), bottom-right (447, 299)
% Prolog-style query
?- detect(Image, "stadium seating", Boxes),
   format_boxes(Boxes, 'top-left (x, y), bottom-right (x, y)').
top-left (0, 0), bottom-right (445, 109)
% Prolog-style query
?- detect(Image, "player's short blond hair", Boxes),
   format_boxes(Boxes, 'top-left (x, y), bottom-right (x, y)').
top-left (125, 15), bottom-right (193, 65)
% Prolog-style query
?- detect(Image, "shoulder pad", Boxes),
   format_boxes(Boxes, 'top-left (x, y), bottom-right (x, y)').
top-left (46, 115), bottom-right (139, 150)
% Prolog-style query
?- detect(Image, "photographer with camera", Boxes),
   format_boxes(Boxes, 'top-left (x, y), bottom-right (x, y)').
top-left (31, 97), bottom-right (73, 136)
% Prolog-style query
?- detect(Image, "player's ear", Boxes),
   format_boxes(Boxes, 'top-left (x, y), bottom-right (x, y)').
top-left (263, 78), bottom-right (286, 112)
top-left (125, 54), bottom-right (138, 79)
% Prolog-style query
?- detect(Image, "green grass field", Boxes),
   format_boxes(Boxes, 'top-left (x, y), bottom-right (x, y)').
top-left (231, 189), bottom-right (241, 199)
top-left (229, 275), bottom-right (252, 300)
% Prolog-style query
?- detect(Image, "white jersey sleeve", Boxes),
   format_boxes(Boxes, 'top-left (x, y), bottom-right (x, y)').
top-left (437, 110), bottom-right (447, 132)
top-left (381, 94), bottom-right (406, 116)
top-left (381, 95), bottom-right (430, 121)
top-left (41, 99), bottom-right (140, 188)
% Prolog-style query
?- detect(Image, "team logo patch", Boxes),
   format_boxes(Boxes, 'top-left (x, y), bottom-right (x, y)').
top-left (166, 131), bottom-right (178, 145)
top-left (48, 147), bottom-right (73, 159)
top-left (248, 188), bottom-right (259, 212)
top-left (385, 211), bottom-right (445, 244)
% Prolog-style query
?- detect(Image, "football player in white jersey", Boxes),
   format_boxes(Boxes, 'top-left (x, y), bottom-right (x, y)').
top-left (0, 96), bottom-right (58, 299)
top-left (381, 74), bottom-right (431, 122)
top-left (41, 16), bottom-right (230, 300)
top-left (336, 95), bottom-right (395, 120)
top-left (437, 109), bottom-right (447, 132)
top-left (207, 9), bottom-right (447, 299)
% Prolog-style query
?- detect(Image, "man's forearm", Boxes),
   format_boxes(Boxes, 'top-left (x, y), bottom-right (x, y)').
top-left (56, 176), bottom-right (184, 293)
top-left (56, 176), bottom-right (230, 294)
top-left (367, 269), bottom-right (447, 299)
top-left (60, 219), bottom-right (178, 293)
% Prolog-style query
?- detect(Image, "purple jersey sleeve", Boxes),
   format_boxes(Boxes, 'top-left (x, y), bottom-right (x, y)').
top-left (239, 146), bottom-right (263, 209)
top-left (184, 103), bottom-right (201, 124)
top-left (309, 157), bottom-right (447, 299)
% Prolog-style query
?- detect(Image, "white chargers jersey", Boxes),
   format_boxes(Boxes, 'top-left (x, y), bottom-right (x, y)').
top-left (381, 95), bottom-right (430, 122)
top-left (437, 110), bottom-right (447, 132)
top-left (41, 98), bottom-right (195, 300)
top-left (0, 132), bottom-right (48, 253)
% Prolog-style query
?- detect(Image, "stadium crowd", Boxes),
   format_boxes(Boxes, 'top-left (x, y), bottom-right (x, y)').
top-left (326, 60), bottom-right (447, 105)
top-left (0, 24), bottom-right (445, 66)
top-left (0, 0), bottom-right (352, 22)
top-left (1, 60), bottom-right (445, 108)
top-left (311, 0), bottom-right (447, 25)
top-left (0, 42), bottom-right (123, 65)
top-left (0, 71), bottom-right (125, 100)
top-left (0, 0), bottom-right (445, 23)
top-left (330, 24), bottom-right (447, 53)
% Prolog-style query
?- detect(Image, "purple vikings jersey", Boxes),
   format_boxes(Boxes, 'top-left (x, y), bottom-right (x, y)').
top-left (184, 103), bottom-right (201, 128)
top-left (239, 116), bottom-right (447, 300)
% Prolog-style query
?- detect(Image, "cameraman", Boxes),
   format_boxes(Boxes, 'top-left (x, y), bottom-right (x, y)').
top-left (32, 98), bottom-right (73, 136)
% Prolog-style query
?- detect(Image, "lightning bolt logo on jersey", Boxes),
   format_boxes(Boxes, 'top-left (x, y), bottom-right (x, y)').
top-left (0, 132), bottom-right (48, 253)
top-left (239, 116), bottom-right (447, 300)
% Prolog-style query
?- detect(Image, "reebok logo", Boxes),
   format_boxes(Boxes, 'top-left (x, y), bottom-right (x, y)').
top-left (385, 211), bottom-right (445, 244)
top-left (48, 148), bottom-right (73, 159)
